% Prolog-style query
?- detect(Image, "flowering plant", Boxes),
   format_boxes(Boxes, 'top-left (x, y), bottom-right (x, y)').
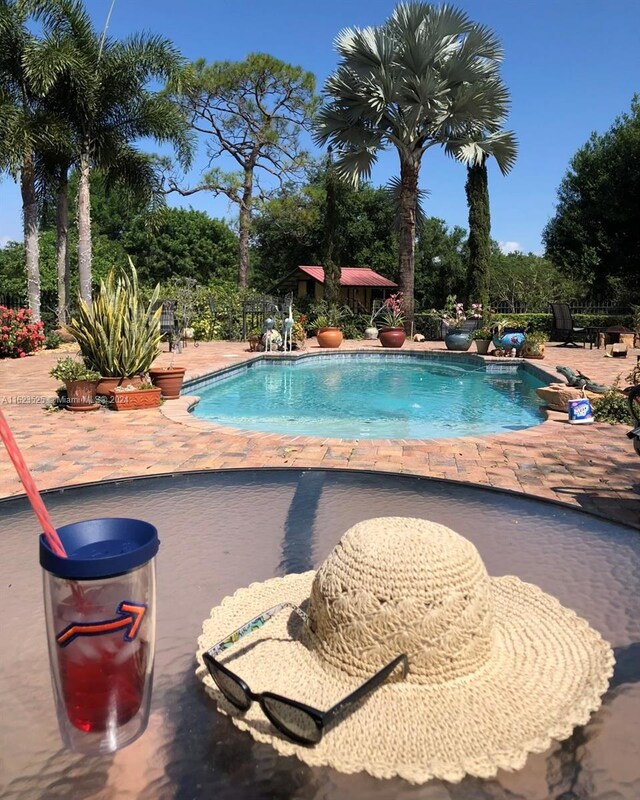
top-left (379, 293), bottom-right (405, 328)
top-left (431, 295), bottom-right (482, 330)
top-left (0, 306), bottom-right (45, 358)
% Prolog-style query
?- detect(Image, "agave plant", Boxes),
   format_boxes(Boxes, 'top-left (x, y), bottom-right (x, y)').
top-left (67, 261), bottom-right (162, 377)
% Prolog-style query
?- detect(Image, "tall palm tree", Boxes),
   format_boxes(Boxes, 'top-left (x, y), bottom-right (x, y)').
top-left (314, 2), bottom-right (514, 325)
top-left (27, 0), bottom-right (192, 306)
top-left (0, 0), bottom-right (53, 320)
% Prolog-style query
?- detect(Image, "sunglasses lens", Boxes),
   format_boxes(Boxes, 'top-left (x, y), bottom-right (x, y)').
top-left (262, 697), bottom-right (321, 744)
top-left (207, 660), bottom-right (250, 710)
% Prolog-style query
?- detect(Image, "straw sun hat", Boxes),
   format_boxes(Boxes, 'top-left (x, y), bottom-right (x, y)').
top-left (196, 518), bottom-right (614, 784)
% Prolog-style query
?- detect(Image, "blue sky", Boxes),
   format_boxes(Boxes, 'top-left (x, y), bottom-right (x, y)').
top-left (1, 0), bottom-right (639, 255)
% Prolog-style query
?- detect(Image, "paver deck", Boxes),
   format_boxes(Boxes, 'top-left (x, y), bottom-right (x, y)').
top-left (1, 338), bottom-right (638, 528)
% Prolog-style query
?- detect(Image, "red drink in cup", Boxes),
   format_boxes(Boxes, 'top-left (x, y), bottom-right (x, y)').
top-left (41, 518), bottom-right (159, 754)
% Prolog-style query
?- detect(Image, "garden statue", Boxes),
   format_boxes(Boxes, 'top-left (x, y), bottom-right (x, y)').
top-left (283, 303), bottom-right (294, 352)
top-left (263, 317), bottom-right (275, 352)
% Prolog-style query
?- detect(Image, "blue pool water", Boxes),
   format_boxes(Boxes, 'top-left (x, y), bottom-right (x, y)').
top-left (191, 355), bottom-right (547, 439)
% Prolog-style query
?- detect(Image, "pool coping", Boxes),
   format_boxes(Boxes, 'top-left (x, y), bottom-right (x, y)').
top-left (161, 348), bottom-right (558, 443)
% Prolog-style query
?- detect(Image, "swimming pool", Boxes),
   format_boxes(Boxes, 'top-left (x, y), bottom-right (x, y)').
top-left (189, 353), bottom-right (547, 439)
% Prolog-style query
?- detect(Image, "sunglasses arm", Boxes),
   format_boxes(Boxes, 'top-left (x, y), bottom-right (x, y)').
top-left (323, 654), bottom-right (409, 724)
top-left (208, 602), bottom-right (311, 657)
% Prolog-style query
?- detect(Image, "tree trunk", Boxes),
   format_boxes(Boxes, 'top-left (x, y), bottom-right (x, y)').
top-left (237, 172), bottom-right (253, 289)
top-left (465, 159), bottom-right (491, 318)
top-left (398, 155), bottom-right (419, 329)
top-left (56, 167), bottom-right (70, 326)
top-left (77, 149), bottom-right (93, 306)
top-left (20, 154), bottom-right (41, 323)
top-left (322, 158), bottom-right (341, 306)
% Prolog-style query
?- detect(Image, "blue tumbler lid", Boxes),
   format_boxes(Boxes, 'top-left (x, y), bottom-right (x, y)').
top-left (39, 518), bottom-right (159, 579)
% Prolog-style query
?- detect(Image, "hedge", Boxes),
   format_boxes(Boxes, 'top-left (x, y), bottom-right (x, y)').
top-left (414, 312), bottom-right (634, 339)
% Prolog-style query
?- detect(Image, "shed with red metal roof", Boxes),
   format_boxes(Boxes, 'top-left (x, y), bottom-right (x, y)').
top-left (274, 266), bottom-right (397, 312)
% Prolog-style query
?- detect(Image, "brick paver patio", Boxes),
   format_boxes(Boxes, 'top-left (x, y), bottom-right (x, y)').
top-left (1, 338), bottom-right (638, 528)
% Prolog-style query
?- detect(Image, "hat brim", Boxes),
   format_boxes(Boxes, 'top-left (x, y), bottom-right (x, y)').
top-left (196, 572), bottom-right (614, 784)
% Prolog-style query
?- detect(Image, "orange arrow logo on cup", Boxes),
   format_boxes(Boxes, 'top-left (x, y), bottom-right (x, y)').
top-left (56, 601), bottom-right (147, 647)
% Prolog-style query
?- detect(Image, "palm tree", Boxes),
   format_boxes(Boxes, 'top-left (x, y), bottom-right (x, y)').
top-left (27, 0), bottom-right (192, 306)
top-left (314, 2), bottom-right (514, 325)
top-left (0, 0), bottom-right (52, 320)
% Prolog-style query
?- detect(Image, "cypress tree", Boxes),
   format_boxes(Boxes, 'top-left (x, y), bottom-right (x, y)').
top-left (465, 158), bottom-right (491, 316)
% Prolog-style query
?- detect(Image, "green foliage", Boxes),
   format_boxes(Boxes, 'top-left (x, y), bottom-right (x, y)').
top-left (543, 96), bottom-right (640, 300)
top-left (251, 172), bottom-right (398, 290)
top-left (473, 327), bottom-right (493, 340)
top-left (308, 300), bottom-right (353, 330)
top-left (67, 263), bottom-right (162, 376)
top-left (49, 357), bottom-right (100, 382)
top-left (489, 251), bottom-right (581, 312)
top-left (465, 161), bottom-right (491, 310)
top-left (414, 218), bottom-right (468, 310)
top-left (122, 208), bottom-right (237, 285)
top-left (592, 379), bottom-right (634, 425)
top-left (44, 330), bottom-right (62, 349)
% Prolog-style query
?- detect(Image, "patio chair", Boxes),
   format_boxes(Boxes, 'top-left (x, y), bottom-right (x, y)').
top-left (549, 303), bottom-right (587, 347)
top-left (155, 300), bottom-right (180, 352)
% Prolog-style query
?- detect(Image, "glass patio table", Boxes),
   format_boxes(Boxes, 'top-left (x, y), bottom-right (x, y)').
top-left (1, 468), bottom-right (639, 800)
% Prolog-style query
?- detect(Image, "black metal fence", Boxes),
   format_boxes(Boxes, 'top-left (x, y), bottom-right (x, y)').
top-left (490, 300), bottom-right (630, 315)
top-left (241, 293), bottom-right (293, 340)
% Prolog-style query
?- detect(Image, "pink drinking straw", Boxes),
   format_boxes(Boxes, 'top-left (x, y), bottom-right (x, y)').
top-left (0, 408), bottom-right (67, 558)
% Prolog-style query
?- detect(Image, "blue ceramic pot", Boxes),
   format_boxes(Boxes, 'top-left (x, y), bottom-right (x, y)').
top-left (492, 328), bottom-right (526, 352)
top-left (444, 331), bottom-right (473, 351)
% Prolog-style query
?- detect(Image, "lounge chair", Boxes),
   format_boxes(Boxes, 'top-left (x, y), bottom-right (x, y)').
top-left (549, 303), bottom-right (587, 347)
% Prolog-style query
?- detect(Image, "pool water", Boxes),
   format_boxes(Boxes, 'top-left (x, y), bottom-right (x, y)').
top-left (192, 355), bottom-right (546, 439)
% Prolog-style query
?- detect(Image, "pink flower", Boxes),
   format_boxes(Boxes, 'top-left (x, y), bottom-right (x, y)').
top-left (19, 351), bottom-right (26, 358)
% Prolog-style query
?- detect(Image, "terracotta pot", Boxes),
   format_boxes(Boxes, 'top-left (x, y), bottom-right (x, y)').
top-left (316, 327), bottom-right (343, 348)
top-left (96, 375), bottom-right (143, 396)
top-left (109, 387), bottom-right (162, 411)
top-left (475, 339), bottom-right (491, 355)
top-left (149, 367), bottom-right (187, 400)
top-left (65, 379), bottom-right (100, 412)
top-left (379, 328), bottom-right (406, 348)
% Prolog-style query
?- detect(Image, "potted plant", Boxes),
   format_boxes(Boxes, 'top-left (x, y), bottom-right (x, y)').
top-left (314, 303), bottom-right (352, 348)
top-left (66, 262), bottom-right (162, 395)
top-left (378, 293), bottom-right (406, 348)
top-left (364, 306), bottom-right (381, 340)
top-left (432, 296), bottom-right (482, 351)
top-left (49, 357), bottom-right (101, 412)
top-left (473, 326), bottom-right (493, 355)
top-left (492, 318), bottom-right (527, 354)
top-left (521, 330), bottom-right (547, 359)
top-left (109, 381), bottom-right (162, 411)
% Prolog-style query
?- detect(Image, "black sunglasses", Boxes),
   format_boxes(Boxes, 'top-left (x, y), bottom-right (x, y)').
top-left (203, 601), bottom-right (408, 745)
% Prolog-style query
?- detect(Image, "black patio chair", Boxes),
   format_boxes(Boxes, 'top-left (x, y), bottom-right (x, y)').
top-left (549, 303), bottom-right (587, 347)
top-left (154, 300), bottom-right (181, 352)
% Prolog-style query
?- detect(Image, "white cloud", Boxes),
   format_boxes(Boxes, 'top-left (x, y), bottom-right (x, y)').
top-left (498, 241), bottom-right (522, 254)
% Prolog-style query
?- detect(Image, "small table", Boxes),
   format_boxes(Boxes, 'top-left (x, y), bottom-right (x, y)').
top-left (2, 470), bottom-right (640, 798)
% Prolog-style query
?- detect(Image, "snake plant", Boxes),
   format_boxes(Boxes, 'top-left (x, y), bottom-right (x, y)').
top-left (67, 262), bottom-right (162, 377)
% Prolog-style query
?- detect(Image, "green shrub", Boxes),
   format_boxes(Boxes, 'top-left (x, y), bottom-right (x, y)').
top-left (592, 379), bottom-right (634, 424)
top-left (44, 330), bottom-right (62, 350)
top-left (50, 357), bottom-right (100, 382)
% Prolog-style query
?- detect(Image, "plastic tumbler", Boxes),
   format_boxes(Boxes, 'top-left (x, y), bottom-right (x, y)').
top-left (40, 518), bottom-right (159, 755)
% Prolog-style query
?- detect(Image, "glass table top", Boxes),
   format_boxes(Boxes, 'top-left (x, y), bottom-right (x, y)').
top-left (1, 469), bottom-right (639, 800)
